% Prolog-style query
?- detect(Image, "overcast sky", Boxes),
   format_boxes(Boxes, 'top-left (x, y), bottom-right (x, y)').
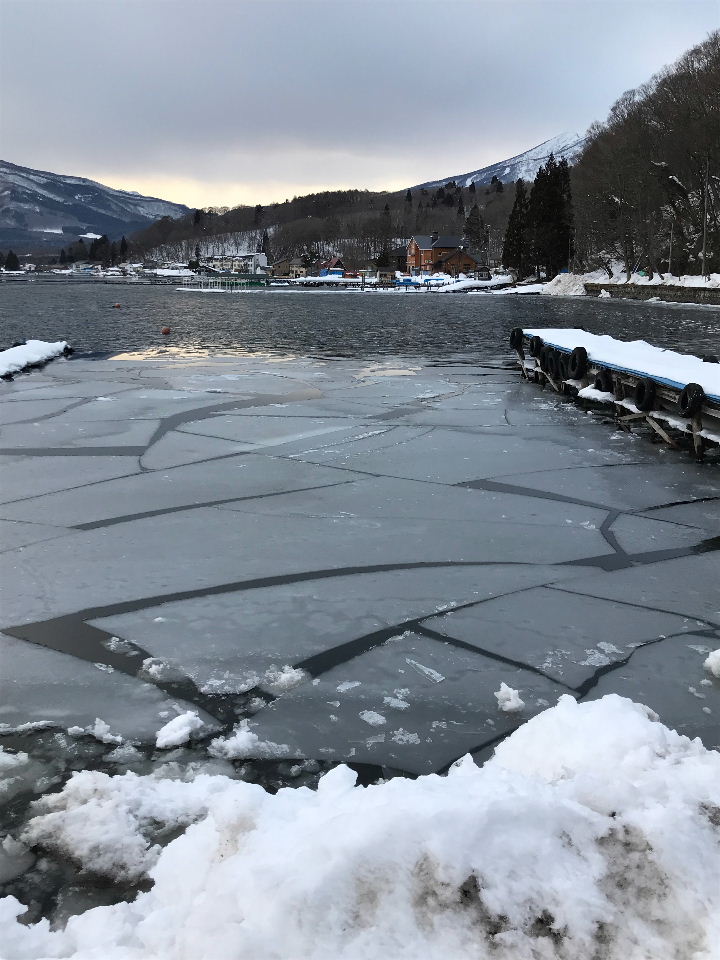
top-left (1, 0), bottom-right (717, 208)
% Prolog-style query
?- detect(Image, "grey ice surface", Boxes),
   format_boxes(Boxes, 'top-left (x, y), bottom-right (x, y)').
top-left (0, 634), bottom-right (218, 741)
top-left (1, 353), bottom-right (719, 769)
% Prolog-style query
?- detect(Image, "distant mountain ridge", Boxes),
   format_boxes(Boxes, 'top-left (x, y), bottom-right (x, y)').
top-left (0, 160), bottom-right (189, 249)
top-left (413, 132), bottom-right (586, 191)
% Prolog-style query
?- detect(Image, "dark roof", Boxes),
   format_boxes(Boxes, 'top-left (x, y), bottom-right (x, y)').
top-left (409, 234), bottom-right (465, 250)
top-left (435, 249), bottom-right (479, 265)
top-left (432, 235), bottom-right (463, 249)
top-left (320, 256), bottom-right (345, 269)
top-left (409, 235), bottom-right (434, 250)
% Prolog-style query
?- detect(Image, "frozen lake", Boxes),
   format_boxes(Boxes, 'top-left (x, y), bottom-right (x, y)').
top-left (0, 290), bottom-right (719, 927)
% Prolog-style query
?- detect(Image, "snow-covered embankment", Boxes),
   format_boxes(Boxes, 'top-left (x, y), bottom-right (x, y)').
top-left (2, 694), bottom-right (719, 959)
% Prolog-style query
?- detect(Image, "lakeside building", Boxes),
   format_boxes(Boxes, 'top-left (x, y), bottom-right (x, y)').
top-left (406, 233), bottom-right (481, 277)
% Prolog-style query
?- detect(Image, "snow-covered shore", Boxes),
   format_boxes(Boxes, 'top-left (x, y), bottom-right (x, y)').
top-left (544, 269), bottom-right (720, 297)
top-left (0, 340), bottom-right (69, 377)
top-left (3, 695), bottom-right (719, 960)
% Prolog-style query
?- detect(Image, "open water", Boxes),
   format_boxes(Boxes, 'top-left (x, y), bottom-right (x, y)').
top-left (1, 282), bottom-right (719, 360)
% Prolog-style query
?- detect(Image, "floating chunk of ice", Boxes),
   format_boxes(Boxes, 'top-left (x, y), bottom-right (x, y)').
top-left (155, 712), bottom-right (204, 749)
top-left (494, 683), bottom-right (525, 713)
top-left (405, 659), bottom-right (445, 683)
top-left (359, 710), bottom-right (386, 727)
top-left (209, 721), bottom-right (289, 760)
top-left (704, 649), bottom-right (720, 678)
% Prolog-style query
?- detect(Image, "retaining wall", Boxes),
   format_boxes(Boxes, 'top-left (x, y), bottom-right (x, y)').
top-left (584, 282), bottom-right (720, 305)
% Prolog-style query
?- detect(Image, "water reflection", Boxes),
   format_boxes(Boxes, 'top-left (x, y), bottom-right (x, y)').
top-left (1, 284), bottom-right (718, 361)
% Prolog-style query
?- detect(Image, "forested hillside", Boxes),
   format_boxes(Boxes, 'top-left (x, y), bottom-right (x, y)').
top-left (132, 181), bottom-right (515, 268)
top-left (572, 30), bottom-right (719, 277)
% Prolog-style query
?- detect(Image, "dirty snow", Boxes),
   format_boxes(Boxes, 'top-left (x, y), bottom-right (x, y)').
top-left (2, 696), bottom-right (720, 959)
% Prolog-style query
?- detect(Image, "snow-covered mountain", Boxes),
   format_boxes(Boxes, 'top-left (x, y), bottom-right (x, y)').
top-left (0, 160), bottom-right (190, 248)
top-left (413, 132), bottom-right (586, 191)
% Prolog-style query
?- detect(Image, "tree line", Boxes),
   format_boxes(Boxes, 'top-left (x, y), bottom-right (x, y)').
top-left (571, 29), bottom-right (718, 278)
top-left (502, 30), bottom-right (718, 280)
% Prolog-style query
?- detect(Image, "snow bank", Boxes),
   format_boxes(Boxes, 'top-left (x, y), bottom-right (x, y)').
top-left (437, 274), bottom-right (514, 293)
top-left (524, 327), bottom-right (720, 399)
top-left (543, 271), bottom-right (605, 296)
top-left (543, 269), bottom-right (720, 297)
top-left (3, 695), bottom-right (720, 960)
top-left (0, 340), bottom-right (69, 377)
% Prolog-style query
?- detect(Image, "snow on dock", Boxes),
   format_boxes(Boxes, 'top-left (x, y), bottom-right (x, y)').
top-left (524, 328), bottom-right (720, 400)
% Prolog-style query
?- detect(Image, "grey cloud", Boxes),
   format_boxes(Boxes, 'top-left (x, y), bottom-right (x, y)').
top-left (1, 0), bottom-right (717, 202)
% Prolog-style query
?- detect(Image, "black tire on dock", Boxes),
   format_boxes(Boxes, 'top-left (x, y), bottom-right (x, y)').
top-left (509, 327), bottom-right (524, 350)
top-left (540, 345), bottom-right (552, 373)
top-left (545, 349), bottom-right (558, 379)
top-left (557, 353), bottom-right (569, 380)
top-left (594, 368), bottom-right (614, 393)
top-left (569, 346), bottom-right (588, 379)
top-left (679, 382), bottom-right (705, 416)
top-left (702, 355), bottom-right (719, 364)
top-left (529, 336), bottom-right (544, 358)
top-left (634, 377), bottom-right (656, 412)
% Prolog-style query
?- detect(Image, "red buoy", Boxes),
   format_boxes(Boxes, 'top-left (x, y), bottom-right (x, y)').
top-left (161, 326), bottom-right (171, 336)
top-left (112, 303), bottom-right (121, 309)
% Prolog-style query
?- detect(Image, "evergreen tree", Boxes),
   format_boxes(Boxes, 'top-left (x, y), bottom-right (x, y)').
top-left (119, 236), bottom-right (128, 259)
top-left (110, 242), bottom-right (118, 265)
top-left (254, 204), bottom-right (264, 227)
top-left (502, 179), bottom-right (530, 276)
top-left (59, 249), bottom-right (67, 264)
top-left (5, 250), bottom-right (20, 271)
top-left (376, 245), bottom-right (391, 269)
top-left (463, 203), bottom-right (485, 251)
top-left (457, 195), bottom-right (466, 218)
top-left (468, 182), bottom-right (476, 195)
top-left (194, 243), bottom-right (201, 262)
top-left (405, 189), bottom-right (412, 205)
top-left (526, 154), bottom-right (574, 277)
top-left (260, 230), bottom-right (272, 261)
top-left (0, 251), bottom-right (5, 269)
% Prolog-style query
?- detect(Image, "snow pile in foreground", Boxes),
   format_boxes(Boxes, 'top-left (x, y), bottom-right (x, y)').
top-left (524, 327), bottom-right (720, 398)
top-left (3, 695), bottom-right (720, 960)
top-left (0, 340), bottom-right (68, 377)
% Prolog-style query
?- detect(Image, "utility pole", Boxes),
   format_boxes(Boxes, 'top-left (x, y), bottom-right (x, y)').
top-left (701, 155), bottom-right (709, 279)
top-left (668, 221), bottom-right (673, 277)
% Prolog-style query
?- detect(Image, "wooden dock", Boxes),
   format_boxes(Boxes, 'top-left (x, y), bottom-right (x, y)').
top-left (510, 327), bottom-right (720, 461)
